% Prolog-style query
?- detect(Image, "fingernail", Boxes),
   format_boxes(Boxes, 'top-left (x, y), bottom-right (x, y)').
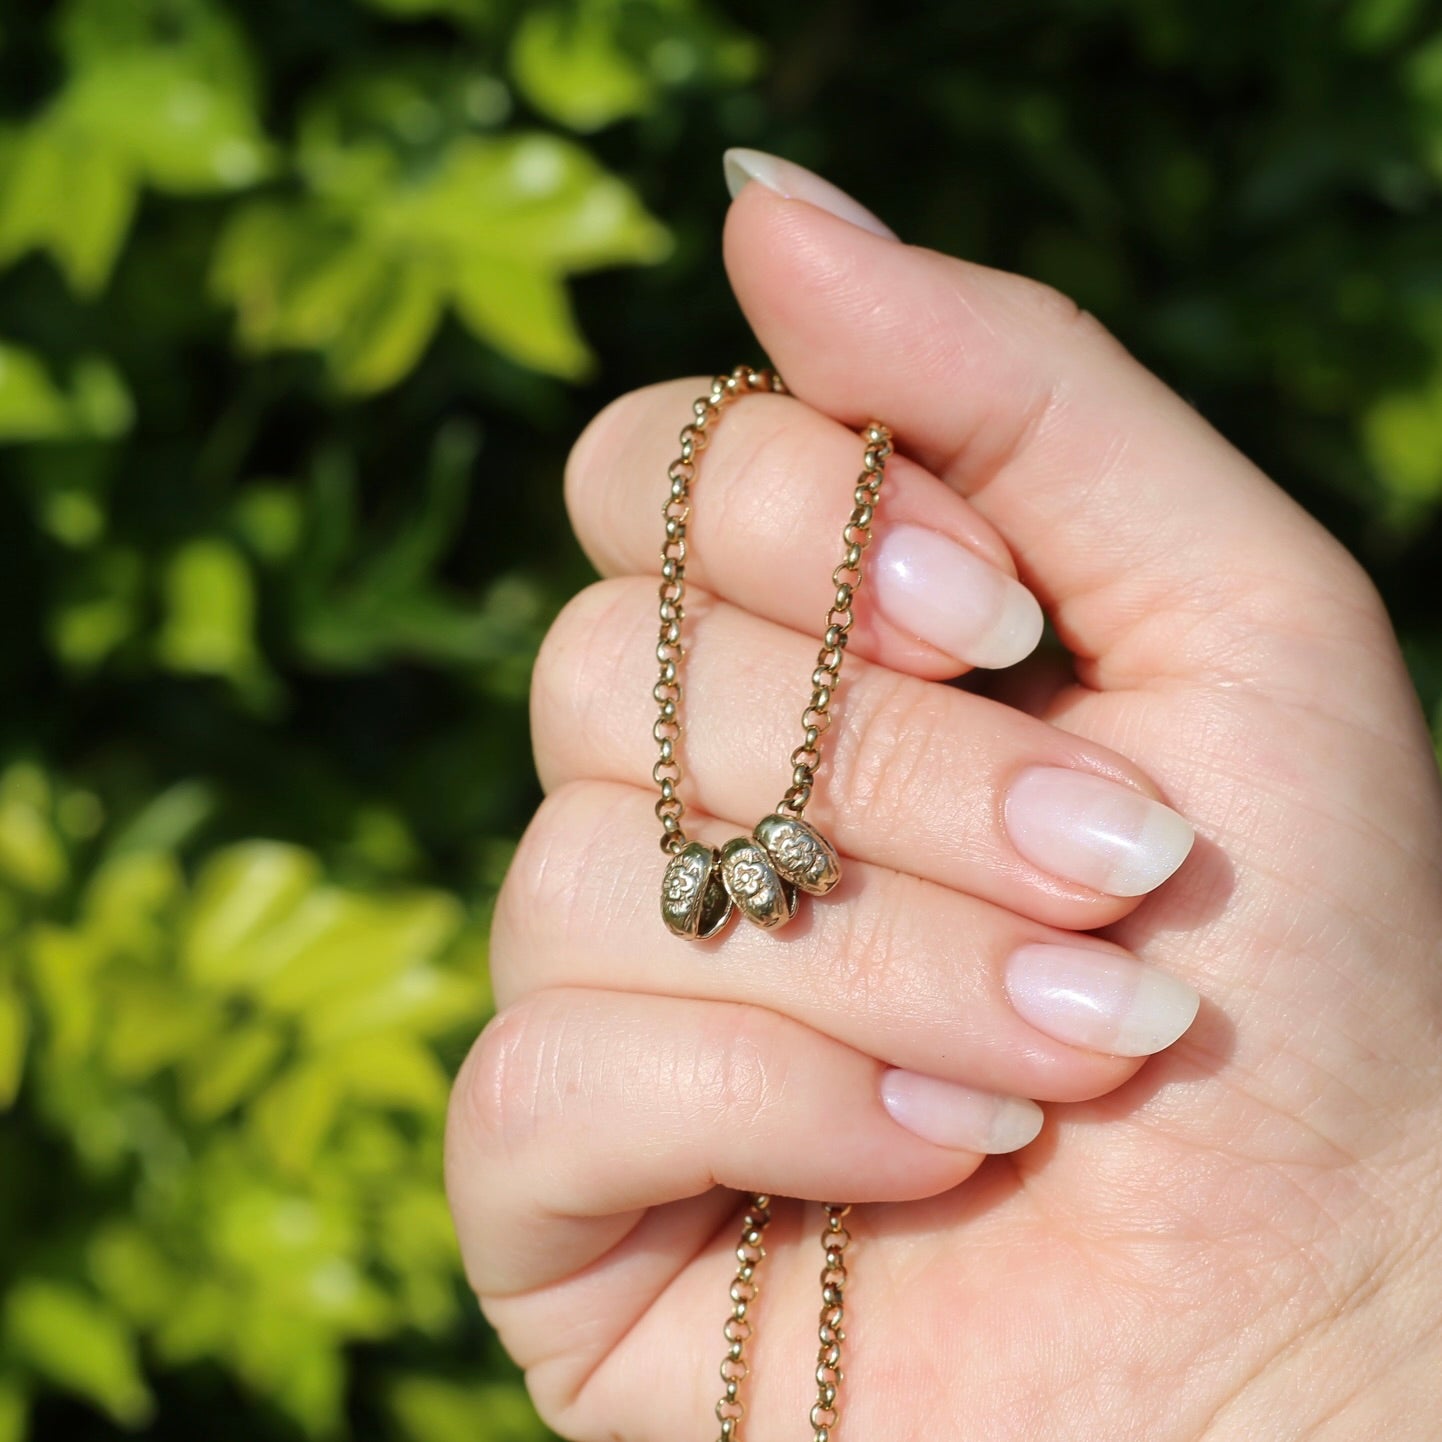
top-left (879, 1069), bottom-right (1044, 1153)
top-left (1004, 767), bottom-right (1195, 897)
top-left (1004, 944), bottom-right (1200, 1056)
top-left (871, 523), bottom-right (1044, 669)
top-left (722, 148), bottom-right (898, 241)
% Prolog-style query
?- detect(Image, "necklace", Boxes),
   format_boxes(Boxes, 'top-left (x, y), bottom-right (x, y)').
top-left (648, 365), bottom-right (893, 1439)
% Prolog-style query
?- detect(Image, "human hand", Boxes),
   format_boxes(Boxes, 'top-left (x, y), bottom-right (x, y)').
top-left (447, 155), bottom-right (1442, 1439)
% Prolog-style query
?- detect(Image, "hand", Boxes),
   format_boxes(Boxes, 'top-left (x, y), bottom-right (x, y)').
top-left (446, 158), bottom-right (1442, 1439)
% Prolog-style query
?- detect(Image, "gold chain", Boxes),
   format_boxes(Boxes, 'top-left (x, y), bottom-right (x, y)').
top-left (713, 1197), bottom-right (854, 1442)
top-left (651, 366), bottom-right (885, 1437)
top-left (652, 364), bottom-right (893, 856)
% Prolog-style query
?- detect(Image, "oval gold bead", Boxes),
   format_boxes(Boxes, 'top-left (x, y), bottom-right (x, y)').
top-left (661, 842), bottom-right (734, 940)
top-left (754, 814), bottom-right (842, 895)
top-left (719, 836), bottom-right (797, 930)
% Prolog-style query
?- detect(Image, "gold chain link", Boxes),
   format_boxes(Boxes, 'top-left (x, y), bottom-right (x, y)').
top-left (653, 365), bottom-right (786, 855)
top-left (652, 365), bottom-right (894, 850)
top-left (660, 367), bottom-right (882, 1439)
top-left (713, 1197), bottom-right (854, 1442)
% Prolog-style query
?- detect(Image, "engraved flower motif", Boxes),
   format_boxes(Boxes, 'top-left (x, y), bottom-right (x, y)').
top-left (665, 866), bottom-right (700, 904)
top-left (775, 831), bottom-right (826, 882)
top-left (730, 858), bottom-right (768, 897)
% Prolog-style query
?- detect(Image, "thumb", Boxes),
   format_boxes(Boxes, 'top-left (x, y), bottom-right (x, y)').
top-left (719, 150), bottom-right (1388, 705)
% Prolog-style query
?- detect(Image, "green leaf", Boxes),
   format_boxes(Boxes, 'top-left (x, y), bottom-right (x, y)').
top-left (0, 764), bottom-right (68, 896)
top-left (510, 6), bottom-right (654, 131)
top-left (389, 1376), bottom-right (553, 1442)
top-left (0, 345), bottom-right (133, 444)
top-left (0, 979), bottom-right (28, 1109)
top-left (251, 890), bottom-right (464, 1014)
top-left (0, 1374), bottom-right (26, 1442)
top-left (453, 257), bottom-right (593, 378)
top-left (213, 133), bottom-right (667, 389)
top-left (1361, 368), bottom-right (1442, 530)
top-left (183, 842), bottom-right (322, 988)
top-left (3, 1281), bottom-right (153, 1427)
top-left (104, 975), bottom-right (220, 1080)
top-left (156, 538), bottom-right (262, 679)
top-left (0, 122), bottom-right (137, 293)
top-left (179, 1019), bottom-right (286, 1119)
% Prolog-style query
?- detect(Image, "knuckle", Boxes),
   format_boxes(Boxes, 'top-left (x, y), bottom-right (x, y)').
top-left (696, 1003), bottom-right (793, 1135)
top-left (1005, 273), bottom-right (1112, 344)
top-left (562, 390), bottom-right (635, 564)
top-left (827, 671), bottom-right (949, 838)
top-left (449, 999), bottom-right (554, 1162)
top-left (491, 782), bottom-right (642, 1005)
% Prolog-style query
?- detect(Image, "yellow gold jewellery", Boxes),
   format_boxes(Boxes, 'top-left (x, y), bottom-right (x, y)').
top-left (649, 365), bottom-right (889, 1441)
top-left (653, 364), bottom-right (894, 942)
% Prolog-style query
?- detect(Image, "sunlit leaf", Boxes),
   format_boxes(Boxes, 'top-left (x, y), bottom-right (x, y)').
top-left (0, 765), bottom-right (67, 897)
top-left (0, 1374), bottom-right (25, 1442)
top-left (179, 1020), bottom-right (286, 1119)
top-left (0, 979), bottom-right (29, 1109)
top-left (183, 842), bottom-right (321, 987)
top-left (3, 1281), bottom-right (153, 1427)
top-left (156, 537), bottom-right (262, 679)
top-left (390, 1376), bottom-right (553, 1442)
top-left (0, 345), bottom-right (132, 443)
top-left (453, 257), bottom-right (593, 378)
top-left (510, 5), bottom-right (653, 131)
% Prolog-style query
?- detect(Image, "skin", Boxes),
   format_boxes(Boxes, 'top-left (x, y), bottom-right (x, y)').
top-left (445, 182), bottom-right (1442, 1439)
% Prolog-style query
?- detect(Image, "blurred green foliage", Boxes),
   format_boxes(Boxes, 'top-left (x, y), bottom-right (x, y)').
top-left (0, 0), bottom-right (1439, 1439)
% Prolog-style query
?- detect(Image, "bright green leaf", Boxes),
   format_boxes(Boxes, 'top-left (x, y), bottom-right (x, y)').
top-left (0, 1374), bottom-right (25, 1442)
top-left (252, 890), bottom-right (463, 1014)
top-left (104, 975), bottom-right (220, 1080)
top-left (3, 1280), bottom-right (153, 1427)
top-left (390, 1376), bottom-right (552, 1442)
top-left (510, 6), bottom-right (654, 131)
top-left (183, 842), bottom-right (322, 987)
top-left (156, 538), bottom-right (262, 678)
top-left (0, 979), bottom-right (29, 1109)
top-left (0, 344), bottom-right (132, 444)
top-left (1361, 368), bottom-right (1442, 529)
top-left (180, 1019), bottom-right (286, 1119)
top-left (0, 121), bottom-right (137, 293)
top-left (0, 764), bottom-right (67, 896)
top-left (453, 257), bottom-right (593, 378)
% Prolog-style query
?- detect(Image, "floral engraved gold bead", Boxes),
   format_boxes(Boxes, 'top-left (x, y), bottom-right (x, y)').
top-left (754, 814), bottom-right (842, 895)
top-left (719, 837), bottom-right (796, 930)
top-left (661, 842), bottom-right (733, 940)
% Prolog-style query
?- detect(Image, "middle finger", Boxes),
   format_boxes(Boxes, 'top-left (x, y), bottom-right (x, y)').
top-left (533, 578), bottom-right (1197, 930)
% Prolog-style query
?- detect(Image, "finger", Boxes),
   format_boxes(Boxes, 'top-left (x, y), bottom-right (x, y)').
top-left (721, 179), bottom-right (1389, 697)
top-left (565, 380), bottom-right (1044, 678)
top-left (491, 781), bottom-right (1199, 1098)
top-left (445, 987), bottom-right (1039, 1298)
top-left (533, 578), bottom-right (1197, 927)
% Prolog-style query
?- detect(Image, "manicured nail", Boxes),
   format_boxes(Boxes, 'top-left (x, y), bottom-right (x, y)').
top-left (1004, 944), bottom-right (1200, 1056)
top-left (1004, 767), bottom-right (1194, 896)
top-left (871, 523), bottom-right (1044, 669)
top-left (879, 1069), bottom-right (1044, 1153)
top-left (722, 148), bottom-right (898, 241)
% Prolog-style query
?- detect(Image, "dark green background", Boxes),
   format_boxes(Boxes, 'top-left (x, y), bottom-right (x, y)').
top-left (0, 1), bottom-right (1438, 1439)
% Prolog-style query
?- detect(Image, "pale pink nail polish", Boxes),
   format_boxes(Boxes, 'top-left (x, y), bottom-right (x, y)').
top-left (871, 524), bottom-right (1044, 669)
top-left (1004, 944), bottom-right (1200, 1056)
top-left (879, 1069), bottom-right (1043, 1153)
top-left (722, 148), bottom-right (898, 241)
top-left (1004, 767), bottom-right (1194, 896)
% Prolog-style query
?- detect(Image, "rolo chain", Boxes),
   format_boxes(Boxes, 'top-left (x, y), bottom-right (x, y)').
top-left (654, 364), bottom-right (894, 940)
top-left (649, 365), bottom-right (885, 1438)
top-left (714, 1197), bottom-right (854, 1442)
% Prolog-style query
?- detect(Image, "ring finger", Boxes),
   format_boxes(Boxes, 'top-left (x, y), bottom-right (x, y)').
top-left (493, 780), bottom-right (1203, 1103)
